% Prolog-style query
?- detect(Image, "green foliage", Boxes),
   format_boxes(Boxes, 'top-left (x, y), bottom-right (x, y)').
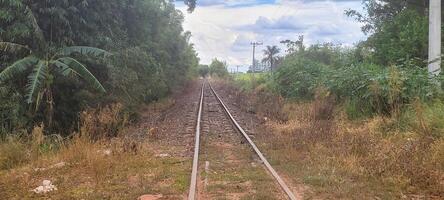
top-left (0, 86), bottom-right (27, 135)
top-left (232, 73), bottom-right (264, 90)
top-left (209, 58), bottom-right (229, 77)
top-left (0, 0), bottom-right (199, 134)
top-left (262, 45), bottom-right (280, 72)
top-left (273, 57), bottom-right (325, 99)
top-left (0, 56), bottom-right (38, 82)
top-left (198, 65), bottom-right (210, 77)
top-left (0, 45), bottom-right (107, 107)
top-left (367, 10), bottom-right (428, 66)
top-left (273, 43), bottom-right (443, 118)
top-left (346, 1), bottom-right (432, 66)
top-left (345, 0), bottom-right (429, 34)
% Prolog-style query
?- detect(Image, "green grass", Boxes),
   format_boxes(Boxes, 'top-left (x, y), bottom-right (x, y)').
top-left (232, 73), bottom-right (270, 91)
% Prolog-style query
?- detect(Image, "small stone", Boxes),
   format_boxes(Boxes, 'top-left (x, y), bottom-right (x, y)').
top-left (103, 149), bottom-right (112, 156)
top-left (138, 194), bottom-right (163, 200)
top-left (155, 153), bottom-right (170, 158)
top-left (52, 162), bottom-right (66, 168)
top-left (97, 149), bottom-right (112, 156)
top-left (33, 186), bottom-right (44, 193)
top-left (42, 180), bottom-right (51, 186)
top-left (32, 180), bottom-right (57, 194)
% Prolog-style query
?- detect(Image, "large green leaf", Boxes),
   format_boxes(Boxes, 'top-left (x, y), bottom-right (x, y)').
top-left (58, 46), bottom-right (112, 58)
top-left (0, 56), bottom-right (38, 83)
top-left (26, 60), bottom-right (48, 104)
top-left (57, 57), bottom-right (106, 93)
top-left (53, 60), bottom-right (79, 77)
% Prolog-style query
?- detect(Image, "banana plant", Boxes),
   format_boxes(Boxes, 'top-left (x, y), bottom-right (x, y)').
top-left (0, 42), bottom-right (110, 126)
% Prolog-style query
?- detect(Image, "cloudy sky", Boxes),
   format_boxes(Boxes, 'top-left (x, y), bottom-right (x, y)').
top-left (175, 0), bottom-right (367, 71)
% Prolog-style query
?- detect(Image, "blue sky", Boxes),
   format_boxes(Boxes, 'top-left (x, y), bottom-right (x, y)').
top-left (175, 0), bottom-right (366, 71)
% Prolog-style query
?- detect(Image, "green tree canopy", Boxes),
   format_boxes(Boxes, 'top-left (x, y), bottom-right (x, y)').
top-left (209, 59), bottom-right (229, 77)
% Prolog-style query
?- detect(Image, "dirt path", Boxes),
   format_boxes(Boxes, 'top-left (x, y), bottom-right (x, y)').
top-left (196, 83), bottom-right (286, 200)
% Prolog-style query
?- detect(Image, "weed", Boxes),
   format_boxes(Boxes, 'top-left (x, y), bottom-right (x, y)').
top-left (0, 135), bottom-right (28, 170)
top-left (80, 103), bottom-right (128, 140)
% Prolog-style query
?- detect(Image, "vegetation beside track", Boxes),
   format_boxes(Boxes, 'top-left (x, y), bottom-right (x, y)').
top-left (225, 72), bottom-right (444, 198)
top-left (0, 1), bottom-right (198, 198)
top-left (226, 5), bottom-right (444, 195)
top-left (0, 98), bottom-right (193, 199)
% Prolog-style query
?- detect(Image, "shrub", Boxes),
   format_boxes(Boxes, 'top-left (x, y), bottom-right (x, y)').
top-left (273, 52), bottom-right (442, 118)
top-left (273, 57), bottom-right (326, 99)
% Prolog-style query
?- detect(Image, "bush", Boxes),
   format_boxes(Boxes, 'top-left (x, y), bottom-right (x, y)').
top-left (273, 48), bottom-right (442, 118)
top-left (273, 57), bottom-right (326, 99)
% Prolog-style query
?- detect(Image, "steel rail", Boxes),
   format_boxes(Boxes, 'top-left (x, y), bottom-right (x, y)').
top-left (208, 82), bottom-right (298, 200)
top-left (188, 81), bottom-right (204, 200)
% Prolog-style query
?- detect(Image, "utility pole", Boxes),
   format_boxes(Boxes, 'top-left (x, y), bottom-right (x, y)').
top-left (236, 65), bottom-right (239, 73)
top-left (428, 0), bottom-right (441, 75)
top-left (251, 42), bottom-right (263, 73)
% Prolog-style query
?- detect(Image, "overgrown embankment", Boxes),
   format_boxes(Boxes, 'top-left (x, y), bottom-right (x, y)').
top-left (226, 48), bottom-right (444, 198)
top-left (0, 80), bottom-right (205, 199)
top-left (0, 1), bottom-right (199, 198)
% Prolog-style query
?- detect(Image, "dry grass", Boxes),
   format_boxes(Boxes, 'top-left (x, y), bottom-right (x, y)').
top-left (216, 78), bottom-right (288, 122)
top-left (0, 102), bottom-right (190, 199)
top-left (80, 103), bottom-right (129, 139)
top-left (258, 93), bottom-right (444, 199)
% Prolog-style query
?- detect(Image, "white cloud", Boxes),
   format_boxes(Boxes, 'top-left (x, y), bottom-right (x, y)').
top-left (176, 0), bottom-right (366, 70)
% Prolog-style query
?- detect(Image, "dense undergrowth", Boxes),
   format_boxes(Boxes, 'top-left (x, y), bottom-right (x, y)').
top-left (0, 0), bottom-right (199, 136)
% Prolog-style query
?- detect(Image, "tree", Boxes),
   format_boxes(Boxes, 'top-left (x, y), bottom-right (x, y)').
top-left (209, 59), bottom-right (229, 77)
top-left (346, 0), bottom-right (431, 66)
top-left (280, 36), bottom-right (304, 54)
top-left (184, 0), bottom-right (197, 12)
top-left (0, 42), bottom-right (109, 127)
top-left (262, 45), bottom-right (281, 73)
top-left (345, 0), bottom-right (430, 34)
top-left (198, 65), bottom-right (210, 77)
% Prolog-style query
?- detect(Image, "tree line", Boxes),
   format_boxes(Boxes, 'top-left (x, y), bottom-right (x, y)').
top-left (0, 0), bottom-right (199, 135)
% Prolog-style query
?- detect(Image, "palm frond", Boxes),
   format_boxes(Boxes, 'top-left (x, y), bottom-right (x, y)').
top-left (58, 46), bottom-right (112, 58)
top-left (0, 42), bottom-right (31, 54)
top-left (26, 60), bottom-right (48, 104)
top-left (57, 57), bottom-right (106, 93)
top-left (24, 5), bottom-right (45, 43)
top-left (0, 56), bottom-right (38, 83)
top-left (53, 60), bottom-right (80, 77)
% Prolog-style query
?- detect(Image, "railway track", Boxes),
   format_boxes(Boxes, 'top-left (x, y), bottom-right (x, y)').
top-left (188, 80), bottom-right (297, 200)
